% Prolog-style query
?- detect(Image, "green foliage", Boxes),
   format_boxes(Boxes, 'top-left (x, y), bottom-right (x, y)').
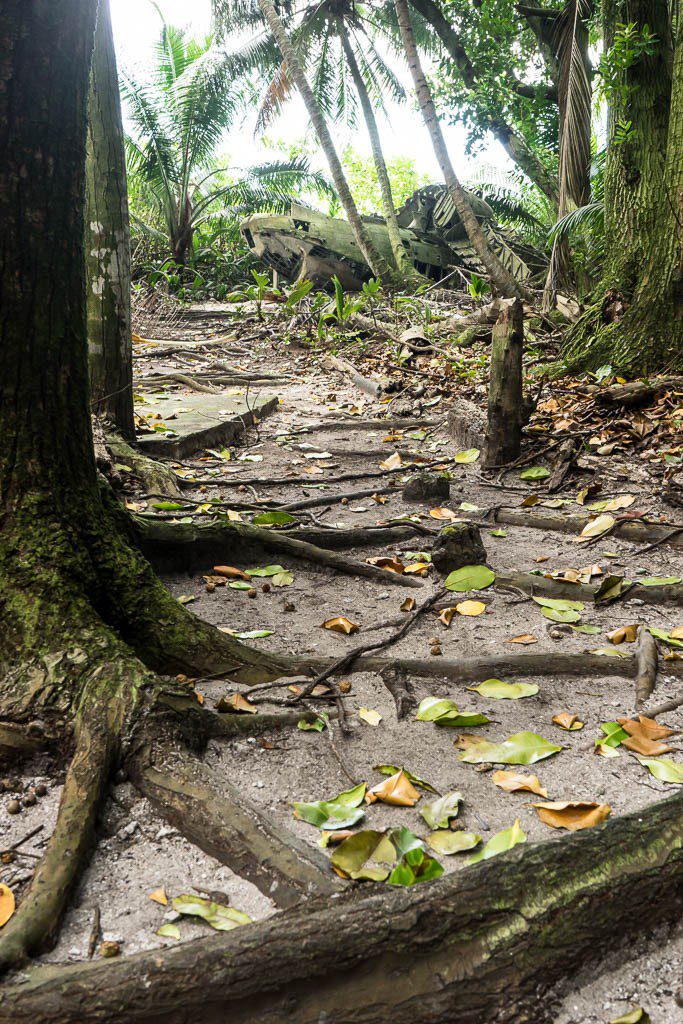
top-left (598, 23), bottom-right (659, 106)
top-left (340, 147), bottom-right (429, 215)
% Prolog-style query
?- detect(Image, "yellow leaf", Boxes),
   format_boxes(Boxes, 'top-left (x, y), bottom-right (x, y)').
top-left (380, 452), bottom-right (402, 471)
top-left (148, 888), bottom-right (168, 906)
top-left (670, 625), bottom-right (683, 639)
top-left (429, 507), bottom-right (457, 520)
top-left (218, 693), bottom-right (257, 714)
top-left (617, 715), bottom-right (674, 741)
top-left (366, 769), bottom-right (420, 806)
top-left (607, 623), bottom-right (638, 644)
top-left (576, 514), bottom-right (616, 541)
top-left (400, 598), bottom-right (416, 612)
top-left (532, 800), bottom-right (611, 831)
top-left (492, 770), bottom-right (548, 798)
top-left (456, 600), bottom-right (486, 617)
top-left (322, 616), bottom-right (359, 635)
top-left (438, 607), bottom-right (456, 627)
top-left (552, 712), bottom-right (584, 731)
top-left (0, 885), bottom-right (15, 928)
top-left (358, 707), bottom-right (382, 727)
top-left (508, 633), bottom-right (537, 645)
top-left (366, 556), bottom-right (404, 574)
top-left (404, 562), bottom-right (430, 576)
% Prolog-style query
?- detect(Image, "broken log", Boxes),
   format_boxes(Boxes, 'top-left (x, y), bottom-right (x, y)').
top-left (494, 507), bottom-right (683, 549)
top-left (4, 794), bottom-right (681, 1024)
top-left (485, 298), bottom-right (524, 467)
top-left (490, 570), bottom-right (683, 607)
top-left (323, 353), bottom-right (387, 398)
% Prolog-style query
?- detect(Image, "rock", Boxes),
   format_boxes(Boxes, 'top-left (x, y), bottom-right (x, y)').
top-left (402, 472), bottom-right (451, 503)
top-left (447, 401), bottom-right (486, 452)
top-left (431, 522), bottom-right (487, 576)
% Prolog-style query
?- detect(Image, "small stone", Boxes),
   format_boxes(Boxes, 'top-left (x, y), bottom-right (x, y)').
top-left (431, 522), bottom-right (487, 576)
top-left (7, 800), bottom-right (21, 815)
top-left (474, 763), bottom-right (493, 773)
top-left (114, 769), bottom-right (128, 785)
top-left (253, 780), bottom-right (264, 789)
top-left (377, 593), bottom-right (389, 600)
top-left (100, 941), bottom-right (120, 959)
top-left (338, 680), bottom-right (352, 694)
top-left (247, 589), bottom-right (257, 599)
top-left (22, 793), bottom-right (37, 807)
top-left (284, 601), bottom-right (296, 612)
top-left (34, 783), bottom-right (48, 797)
top-left (118, 820), bottom-right (139, 839)
top-left (262, 583), bottom-right (271, 593)
top-left (341, 497), bottom-right (349, 505)
top-left (155, 826), bottom-right (176, 841)
top-left (430, 645), bottom-right (442, 657)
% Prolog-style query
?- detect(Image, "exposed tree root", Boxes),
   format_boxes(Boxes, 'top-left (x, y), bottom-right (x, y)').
top-left (135, 517), bottom-right (424, 588)
top-left (635, 625), bottom-right (658, 708)
top-left (3, 795), bottom-right (680, 1024)
top-left (494, 508), bottom-right (683, 549)
top-left (106, 430), bottom-right (181, 498)
top-left (487, 571), bottom-right (683, 607)
top-left (130, 739), bottom-right (341, 907)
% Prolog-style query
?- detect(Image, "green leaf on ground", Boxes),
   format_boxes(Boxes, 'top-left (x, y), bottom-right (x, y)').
top-left (454, 448), bottom-right (480, 464)
top-left (229, 580), bottom-right (253, 590)
top-left (419, 791), bottom-right (462, 829)
top-left (156, 923), bottom-right (181, 940)
top-left (172, 894), bottom-right (251, 932)
top-left (541, 606), bottom-right (582, 623)
top-left (520, 466), bottom-right (549, 481)
top-left (251, 511), bottom-right (297, 526)
top-left (532, 596), bottom-right (585, 612)
top-left (637, 757), bottom-right (683, 784)
top-left (293, 783), bottom-right (367, 829)
top-left (330, 830), bottom-right (397, 881)
top-left (416, 697), bottom-right (488, 727)
top-left (459, 731), bottom-right (562, 765)
top-left (596, 721), bottom-right (629, 748)
top-left (426, 831), bottom-right (481, 855)
top-left (297, 715), bottom-right (328, 732)
top-left (245, 564), bottom-right (288, 577)
top-left (386, 827), bottom-right (444, 887)
top-left (233, 629), bottom-right (274, 639)
top-left (444, 565), bottom-right (495, 592)
top-left (638, 576), bottom-right (681, 586)
top-left (467, 679), bottom-right (539, 700)
top-left (466, 820), bottom-right (526, 864)
top-left (608, 1009), bottom-right (650, 1023)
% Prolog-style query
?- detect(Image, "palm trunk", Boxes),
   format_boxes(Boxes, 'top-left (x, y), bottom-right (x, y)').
top-left (340, 31), bottom-right (423, 288)
top-left (394, 0), bottom-right (529, 300)
top-left (256, 0), bottom-right (396, 286)
top-left (86, 0), bottom-right (135, 440)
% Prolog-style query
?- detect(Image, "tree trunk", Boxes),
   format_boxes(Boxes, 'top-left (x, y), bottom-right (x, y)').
top-left (2, 794), bottom-right (681, 1024)
top-left (256, 0), bottom-right (396, 286)
top-left (394, 0), bottom-right (530, 300)
top-left (339, 31), bottom-right (423, 287)
top-left (485, 298), bottom-right (524, 465)
top-left (564, 1), bottom-right (682, 370)
top-left (86, 0), bottom-right (135, 440)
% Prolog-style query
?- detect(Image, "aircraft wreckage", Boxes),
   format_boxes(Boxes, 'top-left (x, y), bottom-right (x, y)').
top-left (240, 184), bottom-right (547, 290)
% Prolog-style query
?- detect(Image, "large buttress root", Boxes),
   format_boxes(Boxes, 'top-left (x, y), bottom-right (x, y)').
top-left (2, 794), bottom-right (681, 1024)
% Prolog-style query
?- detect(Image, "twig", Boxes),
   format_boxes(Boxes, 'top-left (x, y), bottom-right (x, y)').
top-left (87, 906), bottom-right (101, 960)
top-left (635, 626), bottom-right (658, 708)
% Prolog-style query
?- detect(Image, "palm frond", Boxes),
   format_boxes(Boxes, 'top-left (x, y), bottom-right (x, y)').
top-left (548, 200), bottom-right (604, 241)
top-left (256, 61), bottom-right (294, 133)
top-left (555, 0), bottom-right (592, 210)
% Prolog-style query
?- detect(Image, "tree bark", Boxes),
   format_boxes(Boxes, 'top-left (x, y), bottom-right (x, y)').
top-left (340, 31), bottom-right (423, 287)
top-left (86, 0), bottom-right (135, 439)
top-left (485, 298), bottom-right (524, 465)
top-left (256, 0), bottom-right (396, 286)
top-left (394, 0), bottom-right (530, 299)
top-left (3, 794), bottom-right (681, 1024)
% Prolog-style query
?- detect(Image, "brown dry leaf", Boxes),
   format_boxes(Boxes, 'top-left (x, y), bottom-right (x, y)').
top-left (0, 884), bottom-right (15, 928)
top-left (148, 888), bottom-right (168, 906)
top-left (522, 495), bottom-right (541, 507)
top-left (429, 507), bottom-right (457, 521)
top-left (438, 607), bottom-right (456, 627)
top-left (622, 734), bottom-right (673, 756)
top-left (404, 562), bottom-right (430, 576)
top-left (534, 555), bottom-right (549, 563)
top-left (218, 693), bottom-right (256, 714)
top-left (617, 715), bottom-right (675, 741)
top-left (322, 616), bottom-right (359, 635)
top-left (194, 690), bottom-right (205, 705)
top-left (508, 633), bottom-right (538, 645)
top-left (453, 734), bottom-right (491, 752)
top-left (456, 600), bottom-right (486, 617)
top-left (302, 465), bottom-right (324, 476)
top-left (607, 623), bottom-right (638, 644)
top-left (288, 682), bottom-right (333, 697)
top-left (213, 565), bottom-right (249, 580)
top-left (380, 452), bottom-right (402, 471)
top-left (492, 770), bottom-right (548, 798)
top-left (552, 712), bottom-right (584, 731)
top-left (371, 493), bottom-right (389, 504)
top-left (400, 598), bottom-right (416, 613)
top-left (366, 769), bottom-right (420, 807)
top-left (670, 625), bottom-right (683, 639)
top-left (366, 556), bottom-right (405, 575)
top-left (533, 801), bottom-right (611, 831)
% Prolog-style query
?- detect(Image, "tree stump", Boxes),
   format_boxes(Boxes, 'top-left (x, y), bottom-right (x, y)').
top-left (485, 298), bottom-right (524, 466)
top-left (402, 472), bottom-right (451, 503)
top-left (431, 522), bottom-right (487, 575)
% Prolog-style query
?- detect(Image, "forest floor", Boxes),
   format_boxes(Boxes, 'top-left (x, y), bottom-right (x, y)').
top-left (2, 291), bottom-right (682, 1022)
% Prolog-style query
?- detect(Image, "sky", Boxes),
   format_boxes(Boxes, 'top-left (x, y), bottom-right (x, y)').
top-left (110, 0), bottom-right (511, 182)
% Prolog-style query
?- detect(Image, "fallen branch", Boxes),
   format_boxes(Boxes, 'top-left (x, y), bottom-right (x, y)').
top-left (490, 570), bottom-right (683, 607)
top-left (323, 353), bottom-right (387, 398)
top-left (5, 794), bottom-right (681, 1024)
top-left (635, 625), bottom-right (658, 708)
top-left (278, 486), bottom-right (399, 512)
top-left (494, 508), bottom-right (683, 549)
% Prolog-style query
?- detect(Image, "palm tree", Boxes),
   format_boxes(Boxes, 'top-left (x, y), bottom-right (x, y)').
top-left (122, 21), bottom-right (328, 266)
top-left (254, 0), bottom-right (424, 286)
top-left (252, 0), bottom-right (397, 285)
top-left (393, 0), bottom-right (529, 300)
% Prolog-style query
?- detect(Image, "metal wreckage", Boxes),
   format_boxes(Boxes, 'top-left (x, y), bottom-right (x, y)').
top-left (240, 184), bottom-right (547, 290)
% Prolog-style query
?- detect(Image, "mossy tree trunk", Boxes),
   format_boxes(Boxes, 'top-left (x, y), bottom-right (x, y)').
top-left (86, 0), bottom-right (135, 439)
top-left (564, 0), bottom-right (682, 370)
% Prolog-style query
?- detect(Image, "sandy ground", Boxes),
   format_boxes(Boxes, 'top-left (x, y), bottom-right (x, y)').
top-left (2, 310), bottom-right (681, 1020)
